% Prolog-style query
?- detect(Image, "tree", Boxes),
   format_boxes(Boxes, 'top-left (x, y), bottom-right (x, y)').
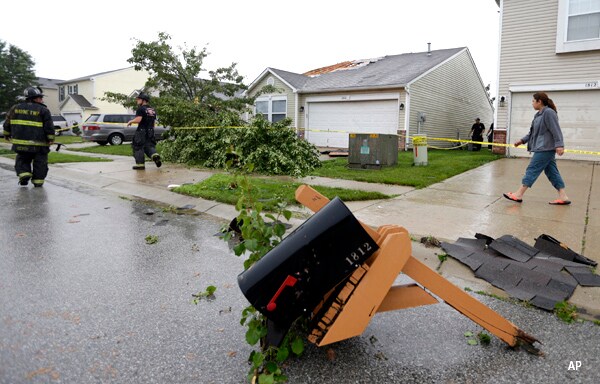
top-left (104, 32), bottom-right (253, 127)
top-left (0, 40), bottom-right (36, 112)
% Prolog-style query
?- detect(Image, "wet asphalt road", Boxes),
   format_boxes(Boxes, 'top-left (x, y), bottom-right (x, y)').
top-left (1, 165), bottom-right (599, 384)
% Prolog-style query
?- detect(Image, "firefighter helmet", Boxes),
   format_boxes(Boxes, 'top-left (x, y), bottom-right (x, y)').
top-left (24, 87), bottom-right (45, 99)
top-left (136, 92), bottom-right (150, 102)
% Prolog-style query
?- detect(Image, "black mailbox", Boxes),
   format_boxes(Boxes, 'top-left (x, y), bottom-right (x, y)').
top-left (237, 197), bottom-right (379, 329)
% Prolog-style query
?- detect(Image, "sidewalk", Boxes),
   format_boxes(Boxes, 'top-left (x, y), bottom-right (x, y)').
top-left (1, 147), bottom-right (598, 317)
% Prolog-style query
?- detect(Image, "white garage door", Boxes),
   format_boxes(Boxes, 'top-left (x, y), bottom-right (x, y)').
top-left (306, 99), bottom-right (399, 148)
top-left (509, 90), bottom-right (600, 161)
top-left (63, 112), bottom-right (82, 126)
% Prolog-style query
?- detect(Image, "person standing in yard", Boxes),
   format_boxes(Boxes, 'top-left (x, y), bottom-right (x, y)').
top-left (487, 122), bottom-right (494, 150)
top-left (127, 92), bottom-right (161, 170)
top-left (503, 92), bottom-right (570, 205)
top-left (469, 118), bottom-right (485, 151)
top-left (2, 87), bottom-right (55, 187)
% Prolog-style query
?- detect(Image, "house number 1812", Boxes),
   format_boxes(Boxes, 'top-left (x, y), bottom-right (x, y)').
top-left (345, 242), bottom-right (373, 266)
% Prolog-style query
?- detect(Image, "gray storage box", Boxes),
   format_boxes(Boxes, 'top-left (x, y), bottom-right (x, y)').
top-left (348, 133), bottom-right (398, 169)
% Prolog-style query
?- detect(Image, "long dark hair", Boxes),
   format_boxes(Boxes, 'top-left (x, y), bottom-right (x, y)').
top-left (533, 92), bottom-right (557, 113)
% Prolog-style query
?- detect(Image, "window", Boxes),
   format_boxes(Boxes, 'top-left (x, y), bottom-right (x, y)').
top-left (67, 84), bottom-right (78, 94)
top-left (557, 0), bottom-right (600, 52)
top-left (254, 96), bottom-right (287, 123)
top-left (59, 86), bottom-right (65, 101)
top-left (103, 114), bottom-right (135, 123)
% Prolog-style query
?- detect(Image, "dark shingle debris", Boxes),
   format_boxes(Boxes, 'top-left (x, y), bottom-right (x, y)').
top-left (441, 233), bottom-right (599, 311)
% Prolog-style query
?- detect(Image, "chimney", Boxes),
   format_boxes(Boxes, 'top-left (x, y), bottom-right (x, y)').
top-left (427, 42), bottom-right (432, 56)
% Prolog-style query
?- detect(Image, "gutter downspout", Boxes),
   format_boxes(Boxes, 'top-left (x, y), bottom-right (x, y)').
top-left (294, 92), bottom-right (299, 134)
top-left (404, 85), bottom-right (411, 149)
top-left (90, 77), bottom-right (96, 107)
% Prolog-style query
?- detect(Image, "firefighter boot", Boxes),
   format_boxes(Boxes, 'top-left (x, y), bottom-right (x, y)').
top-left (18, 172), bottom-right (32, 186)
top-left (152, 154), bottom-right (162, 168)
top-left (132, 164), bottom-right (146, 170)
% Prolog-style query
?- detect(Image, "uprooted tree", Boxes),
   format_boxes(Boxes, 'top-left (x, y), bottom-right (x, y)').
top-left (104, 32), bottom-right (320, 177)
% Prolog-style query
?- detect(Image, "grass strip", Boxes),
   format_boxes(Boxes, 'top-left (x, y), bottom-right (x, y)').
top-left (174, 173), bottom-right (390, 210)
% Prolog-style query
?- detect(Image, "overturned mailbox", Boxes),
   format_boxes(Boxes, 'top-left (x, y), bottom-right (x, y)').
top-left (238, 197), bottom-right (379, 329)
top-left (238, 186), bottom-right (541, 353)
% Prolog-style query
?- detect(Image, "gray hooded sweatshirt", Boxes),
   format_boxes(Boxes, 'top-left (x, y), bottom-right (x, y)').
top-left (521, 106), bottom-right (564, 152)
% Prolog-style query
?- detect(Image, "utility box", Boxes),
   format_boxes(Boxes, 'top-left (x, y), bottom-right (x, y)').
top-left (348, 133), bottom-right (398, 169)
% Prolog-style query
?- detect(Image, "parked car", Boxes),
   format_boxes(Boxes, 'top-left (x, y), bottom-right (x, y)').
top-left (81, 114), bottom-right (169, 145)
top-left (51, 115), bottom-right (70, 136)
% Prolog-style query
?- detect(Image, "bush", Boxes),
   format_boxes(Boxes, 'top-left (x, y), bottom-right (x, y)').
top-left (159, 117), bottom-right (321, 177)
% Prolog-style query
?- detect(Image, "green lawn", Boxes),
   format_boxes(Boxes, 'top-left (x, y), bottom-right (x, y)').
top-left (70, 144), bottom-right (133, 156)
top-left (174, 173), bottom-right (391, 210)
top-left (0, 147), bottom-right (111, 163)
top-left (55, 136), bottom-right (83, 144)
top-left (48, 152), bottom-right (112, 163)
top-left (312, 149), bottom-right (502, 188)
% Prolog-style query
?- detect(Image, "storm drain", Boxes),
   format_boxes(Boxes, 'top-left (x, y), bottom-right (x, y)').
top-left (441, 234), bottom-right (599, 311)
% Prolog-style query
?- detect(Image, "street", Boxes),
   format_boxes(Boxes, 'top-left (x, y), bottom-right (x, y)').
top-left (1, 164), bottom-right (599, 384)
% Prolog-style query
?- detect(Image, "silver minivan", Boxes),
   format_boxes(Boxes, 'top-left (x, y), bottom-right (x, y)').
top-left (81, 114), bottom-right (169, 145)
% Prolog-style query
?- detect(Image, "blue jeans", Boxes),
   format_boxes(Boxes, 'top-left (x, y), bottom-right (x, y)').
top-left (522, 151), bottom-right (565, 189)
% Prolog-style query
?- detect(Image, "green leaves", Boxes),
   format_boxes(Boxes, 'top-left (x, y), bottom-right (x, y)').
top-left (291, 336), bottom-right (304, 355)
top-left (0, 40), bottom-right (36, 112)
top-left (125, 32), bottom-right (252, 128)
top-left (145, 235), bottom-right (159, 244)
top-left (220, 159), bottom-right (303, 383)
top-left (159, 118), bottom-right (321, 177)
top-left (191, 285), bottom-right (217, 304)
top-left (464, 331), bottom-right (491, 346)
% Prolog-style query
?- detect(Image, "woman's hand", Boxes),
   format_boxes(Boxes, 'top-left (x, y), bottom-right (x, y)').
top-left (514, 139), bottom-right (524, 147)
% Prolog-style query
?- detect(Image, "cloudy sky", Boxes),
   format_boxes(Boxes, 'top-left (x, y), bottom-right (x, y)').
top-left (1, 0), bottom-right (500, 94)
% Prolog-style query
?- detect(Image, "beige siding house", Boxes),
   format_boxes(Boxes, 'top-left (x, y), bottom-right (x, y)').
top-left (36, 78), bottom-right (63, 115)
top-left (496, 0), bottom-right (600, 161)
top-left (56, 67), bottom-right (150, 125)
top-left (247, 47), bottom-right (493, 149)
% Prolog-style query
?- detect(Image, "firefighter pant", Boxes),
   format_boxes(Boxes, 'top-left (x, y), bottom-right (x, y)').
top-left (132, 128), bottom-right (157, 166)
top-left (15, 150), bottom-right (49, 185)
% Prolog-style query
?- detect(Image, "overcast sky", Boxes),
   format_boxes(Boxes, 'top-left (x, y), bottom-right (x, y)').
top-left (1, 0), bottom-right (500, 94)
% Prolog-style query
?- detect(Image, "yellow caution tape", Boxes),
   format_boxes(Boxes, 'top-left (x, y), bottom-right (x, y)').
top-left (113, 123), bottom-right (600, 156)
top-left (412, 136), bottom-right (428, 146)
top-left (423, 136), bottom-right (600, 156)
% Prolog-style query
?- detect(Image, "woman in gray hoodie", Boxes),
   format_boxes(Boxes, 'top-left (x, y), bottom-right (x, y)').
top-left (503, 92), bottom-right (570, 205)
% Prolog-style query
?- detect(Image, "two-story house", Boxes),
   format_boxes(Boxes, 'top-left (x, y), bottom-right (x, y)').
top-left (57, 67), bottom-right (150, 125)
top-left (496, 0), bottom-right (600, 161)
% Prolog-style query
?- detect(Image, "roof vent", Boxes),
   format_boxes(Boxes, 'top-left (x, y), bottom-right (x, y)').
top-left (427, 43), bottom-right (432, 56)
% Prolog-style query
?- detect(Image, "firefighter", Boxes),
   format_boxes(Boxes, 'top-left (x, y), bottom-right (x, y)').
top-left (3, 87), bottom-right (55, 187)
top-left (126, 92), bottom-right (161, 170)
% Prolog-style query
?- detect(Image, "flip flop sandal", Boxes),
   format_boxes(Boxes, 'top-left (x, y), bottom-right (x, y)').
top-left (549, 199), bottom-right (571, 205)
top-left (503, 192), bottom-right (523, 203)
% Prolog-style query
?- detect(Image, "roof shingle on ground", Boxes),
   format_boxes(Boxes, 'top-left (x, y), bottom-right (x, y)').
top-left (441, 233), bottom-right (600, 311)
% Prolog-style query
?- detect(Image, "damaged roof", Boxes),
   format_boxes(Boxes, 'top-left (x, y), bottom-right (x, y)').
top-left (251, 47), bottom-right (466, 93)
